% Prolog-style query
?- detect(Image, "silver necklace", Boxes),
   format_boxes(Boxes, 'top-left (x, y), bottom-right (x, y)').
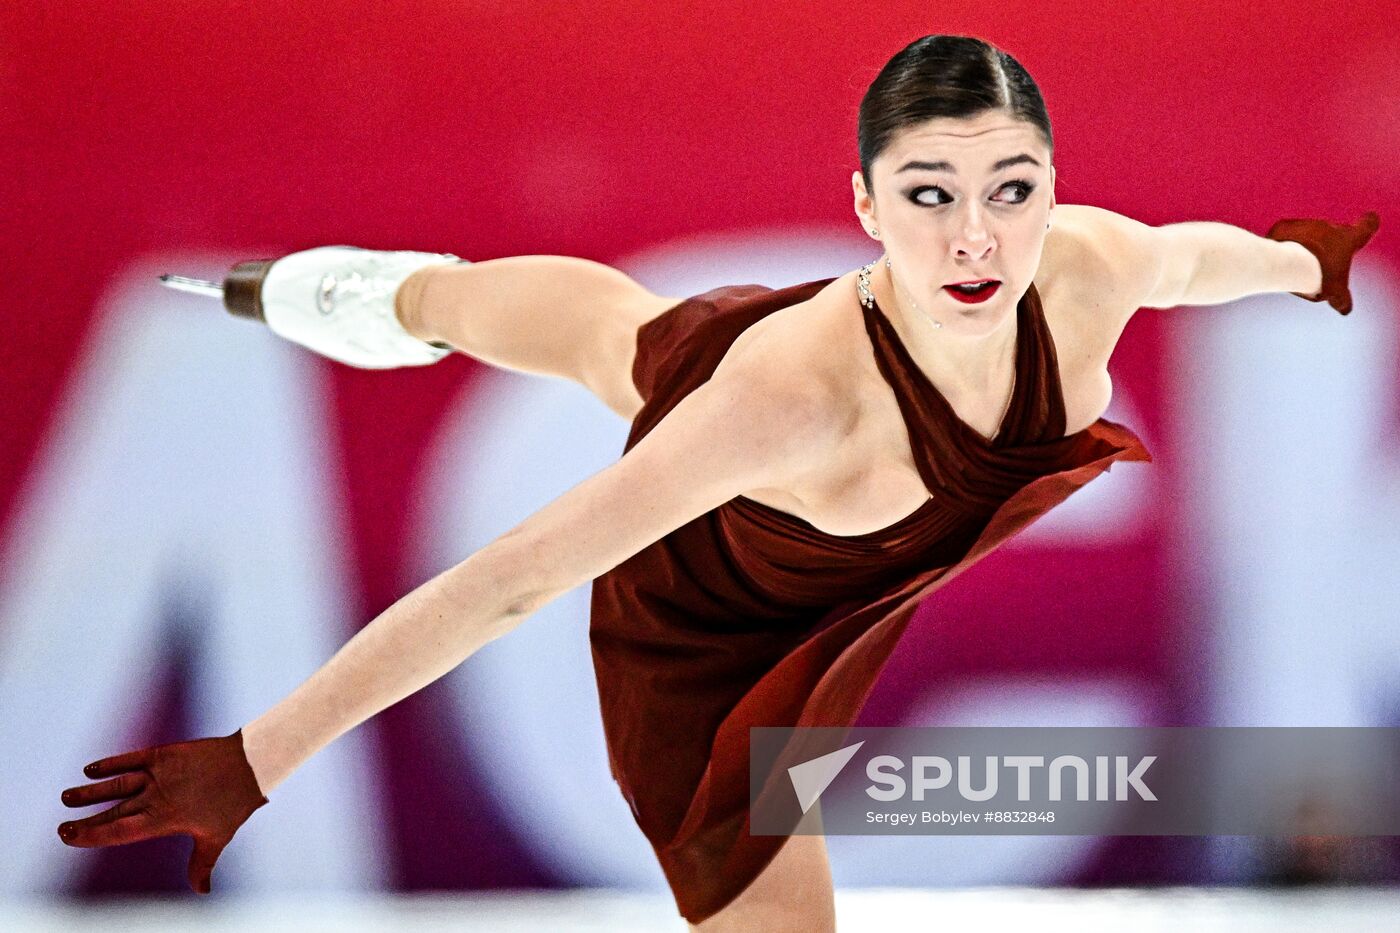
top-left (857, 257), bottom-right (943, 329)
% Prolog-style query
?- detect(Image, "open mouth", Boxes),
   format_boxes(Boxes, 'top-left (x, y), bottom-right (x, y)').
top-left (946, 280), bottom-right (999, 294)
top-left (942, 280), bottom-right (1002, 303)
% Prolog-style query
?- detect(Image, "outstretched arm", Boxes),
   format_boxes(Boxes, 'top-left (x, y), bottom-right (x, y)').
top-left (1055, 204), bottom-right (1379, 314)
top-left (1155, 220), bottom-right (1323, 307)
top-left (238, 345), bottom-right (836, 793)
top-left (58, 329), bottom-right (841, 890)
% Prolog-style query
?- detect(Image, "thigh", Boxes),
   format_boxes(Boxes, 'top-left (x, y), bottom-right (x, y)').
top-left (410, 257), bottom-right (678, 421)
top-left (685, 832), bottom-right (836, 933)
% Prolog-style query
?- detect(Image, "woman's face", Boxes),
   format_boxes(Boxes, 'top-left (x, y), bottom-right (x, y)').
top-left (853, 111), bottom-right (1055, 334)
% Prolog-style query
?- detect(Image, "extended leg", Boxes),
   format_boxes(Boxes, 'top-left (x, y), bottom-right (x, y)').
top-left (397, 255), bottom-right (679, 420)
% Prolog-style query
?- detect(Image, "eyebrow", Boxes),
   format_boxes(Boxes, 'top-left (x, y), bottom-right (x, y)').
top-left (894, 153), bottom-right (1042, 175)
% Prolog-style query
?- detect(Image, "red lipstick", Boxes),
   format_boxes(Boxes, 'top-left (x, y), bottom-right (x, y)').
top-left (942, 280), bottom-right (1001, 304)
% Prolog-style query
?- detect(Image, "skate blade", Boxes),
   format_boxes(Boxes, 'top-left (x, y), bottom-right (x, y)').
top-left (158, 274), bottom-right (224, 298)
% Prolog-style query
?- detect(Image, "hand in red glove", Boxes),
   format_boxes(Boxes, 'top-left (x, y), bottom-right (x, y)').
top-left (1265, 211), bottom-right (1381, 315)
top-left (57, 728), bottom-right (269, 894)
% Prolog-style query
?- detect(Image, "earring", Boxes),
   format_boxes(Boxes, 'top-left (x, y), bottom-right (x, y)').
top-left (869, 228), bottom-right (879, 238)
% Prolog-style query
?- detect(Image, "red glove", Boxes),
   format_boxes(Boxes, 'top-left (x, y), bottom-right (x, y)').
top-left (1264, 211), bottom-right (1381, 315)
top-left (58, 728), bottom-right (269, 894)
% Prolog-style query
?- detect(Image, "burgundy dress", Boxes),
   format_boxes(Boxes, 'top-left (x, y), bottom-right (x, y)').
top-left (588, 275), bottom-right (1152, 923)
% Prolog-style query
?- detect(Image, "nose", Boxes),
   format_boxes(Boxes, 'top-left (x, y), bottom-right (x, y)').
top-left (949, 203), bottom-right (995, 262)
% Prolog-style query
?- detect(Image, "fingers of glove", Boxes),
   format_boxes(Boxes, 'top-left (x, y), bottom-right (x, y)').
top-left (58, 797), bottom-right (157, 847)
top-left (1329, 212), bottom-right (1378, 314)
top-left (187, 835), bottom-right (229, 895)
top-left (61, 770), bottom-right (149, 808)
top-left (83, 747), bottom-right (154, 779)
top-left (1355, 211), bottom-right (1380, 244)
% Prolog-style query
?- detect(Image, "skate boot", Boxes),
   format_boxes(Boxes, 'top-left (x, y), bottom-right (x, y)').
top-left (222, 246), bottom-right (466, 368)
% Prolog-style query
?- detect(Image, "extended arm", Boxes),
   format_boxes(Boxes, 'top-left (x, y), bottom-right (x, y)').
top-left (1157, 220), bottom-right (1322, 306)
top-left (240, 348), bottom-right (835, 792)
top-left (57, 332), bottom-right (840, 892)
top-left (1055, 204), bottom-right (1379, 314)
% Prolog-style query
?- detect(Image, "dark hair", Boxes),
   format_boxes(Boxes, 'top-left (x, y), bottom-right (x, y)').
top-left (858, 35), bottom-right (1053, 195)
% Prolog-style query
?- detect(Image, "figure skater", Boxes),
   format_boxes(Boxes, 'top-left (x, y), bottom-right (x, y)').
top-left (56, 34), bottom-right (1378, 931)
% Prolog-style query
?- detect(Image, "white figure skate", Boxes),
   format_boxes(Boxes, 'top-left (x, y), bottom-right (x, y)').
top-left (160, 246), bottom-right (467, 369)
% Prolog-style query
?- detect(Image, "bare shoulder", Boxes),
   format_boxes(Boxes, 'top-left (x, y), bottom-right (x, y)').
top-left (713, 286), bottom-right (860, 440)
top-left (701, 275), bottom-right (893, 522)
top-left (1045, 204), bottom-right (1186, 309)
top-left (1038, 204), bottom-right (1174, 362)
